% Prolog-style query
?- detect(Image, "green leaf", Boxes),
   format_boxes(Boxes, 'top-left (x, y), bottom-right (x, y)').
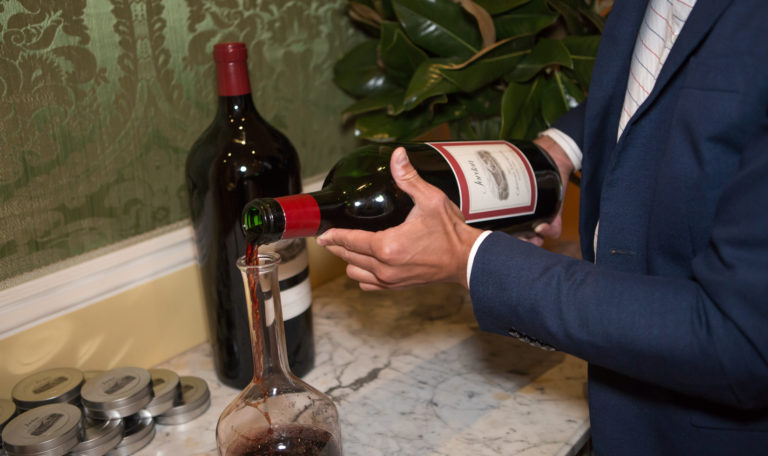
top-left (393, 0), bottom-right (482, 59)
top-left (333, 39), bottom-right (401, 97)
top-left (348, 0), bottom-right (376, 12)
top-left (573, 0), bottom-right (606, 32)
top-left (472, 0), bottom-right (531, 15)
top-left (347, 1), bottom-right (384, 35)
top-left (401, 58), bottom-right (461, 112)
top-left (525, 110), bottom-right (549, 139)
top-left (373, 0), bottom-right (396, 20)
top-left (540, 73), bottom-right (570, 126)
top-left (354, 102), bottom-right (466, 141)
top-left (456, 87), bottom-right (502, 117)
top-left (400, 35), bottom-right (533, 114)
top-left (561, 35), bottom-right (600, 89)
top-left (558, 70), bottom-right (586, 105)
top-left (341, 89), bottom-right (406, 123)
top-left (451, 119), bottom-right (477, 139)
top-left (508, 38), bottom-right (572, 82)
top-left (438, 35), bottom-right (534, 92)
top-left (450, 115), bottom-right (503, 140)
top-left (444, 88), bottom-right (505, 139)
top-left (433, 99), bottom-right (472, 126)
top-left (500, 79), bottom-right (541, 139)
top-left (350, 0), bottom-right (395, 18)
top-left (473, 116), bottom-right (502, 139)
top-left (547, 0), bottom-right (604, 34)
top-left (379, 21), bottom-right (429, 85)
top-left (354, 111), bottom-right (414, 142)
top-left (493, 0), bottom-right (559, 39)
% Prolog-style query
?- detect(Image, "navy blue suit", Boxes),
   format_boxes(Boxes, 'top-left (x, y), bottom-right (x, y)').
top-left (469, 0), bottom-right (768, 454)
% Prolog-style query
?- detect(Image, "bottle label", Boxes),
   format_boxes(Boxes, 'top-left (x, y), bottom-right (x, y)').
top-left (258, 239), bottom-right (312, 321)
top-left (427, 141), bottom-right (537, 222)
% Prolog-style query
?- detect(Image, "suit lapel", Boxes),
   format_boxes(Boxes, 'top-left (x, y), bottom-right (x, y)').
top-left (621, 0), bottom-right (734, 136)
top-left (582, 0), bottom-right (648, 156)
top-left (577, 1), bottom-right (650, 257)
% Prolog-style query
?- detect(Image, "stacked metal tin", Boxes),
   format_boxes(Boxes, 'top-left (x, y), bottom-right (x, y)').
top-left (1, 367), bottom-right (210, 456)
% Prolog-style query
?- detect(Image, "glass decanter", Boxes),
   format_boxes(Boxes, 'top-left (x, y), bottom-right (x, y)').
top-left (216, 252), bottom-right (341, 455)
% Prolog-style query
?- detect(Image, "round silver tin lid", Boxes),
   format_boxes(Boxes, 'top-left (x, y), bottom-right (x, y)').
top-left (144, 369), bottom-right (180, 417)
top-left (155, 376), bottom-right (210, 425)
top-left (82, 371), bottom-right (103, 382)
top-left (0, 398), bottom-right (17, 428)
top-left (105, 410), bottom-right (154, 456)
top-left (68, 417), bottom-right (124, 456)
top-left (1, 403), bottom-right (82, 456)
top-left (11, 368), bottom-right (84, 411)
top-left (81, 368), bottom-right (153, 419)
top-left (1, 398), bottom-right (18, 447)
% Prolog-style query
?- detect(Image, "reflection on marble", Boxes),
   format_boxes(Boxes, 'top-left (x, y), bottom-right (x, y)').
top-left (136, 276), bottom-right (588, 456)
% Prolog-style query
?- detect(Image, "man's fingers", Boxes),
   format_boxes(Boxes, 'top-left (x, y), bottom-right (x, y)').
top-left (322, 243), bottom-right (379, 271)
top-left (324, 246), bottom-right (405, 289)
top-left (345, 264), bottom-right (386, 289)
top-left (317, 228), bottom-right (378, 256)
top-left (347, 263), bottom-right (422, 290)
top-left (533, 214), bottom-right (563, 239)
top-left (518, 233), bottom-right (544, 247)
top-left (359, 281), bottom-right (387, 291)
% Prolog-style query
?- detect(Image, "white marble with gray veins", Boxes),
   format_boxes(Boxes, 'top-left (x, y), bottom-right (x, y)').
top-left (136, 276), bottom-right (589, 456)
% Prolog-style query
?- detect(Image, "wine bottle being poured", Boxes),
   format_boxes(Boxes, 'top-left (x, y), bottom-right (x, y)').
top-left (242, 140), bottom-right (563, 245)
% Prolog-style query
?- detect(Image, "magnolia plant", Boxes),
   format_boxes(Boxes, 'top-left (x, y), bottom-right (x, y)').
top-left (333, 0), bottom-right (608, 142)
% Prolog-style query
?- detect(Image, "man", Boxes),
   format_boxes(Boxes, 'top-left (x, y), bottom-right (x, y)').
top-left (318, 0), bottom-right (768, 454)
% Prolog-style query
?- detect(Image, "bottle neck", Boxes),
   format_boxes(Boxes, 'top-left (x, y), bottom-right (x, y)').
top-left (217, 93), bottom-right (258, 116)
top-left (216, 58), bottom-right (250, 96)
top-left (215, 57), bottom-right (259, 115)
top-left (242, 191), bottom-right (348, 244)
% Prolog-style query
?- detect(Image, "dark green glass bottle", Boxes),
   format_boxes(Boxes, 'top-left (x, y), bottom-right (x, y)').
top-left (242, 140), bottom-right (562, 245)
top-left (185, 42), bottom-right (314, 389)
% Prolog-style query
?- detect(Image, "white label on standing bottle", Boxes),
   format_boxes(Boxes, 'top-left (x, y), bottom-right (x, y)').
top-left (427, 141), bottom-right (537, 222)
top-left (258, 239), bottom-right (312, 321)
top-left (277, 277), bottom-right (311, 321)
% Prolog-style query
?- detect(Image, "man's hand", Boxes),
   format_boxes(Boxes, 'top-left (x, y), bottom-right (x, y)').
top-left (519, 135), bottom-right (575, 246)
top-left (317, 147), bottom-right (483, 290)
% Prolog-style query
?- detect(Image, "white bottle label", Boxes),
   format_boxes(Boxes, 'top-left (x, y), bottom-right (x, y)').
top-left (258, 238), bottom-right (311, 321)
top-left (277, 276), bottom-right (311, 321)
top-left (427, 141), bottom-right (537, 222)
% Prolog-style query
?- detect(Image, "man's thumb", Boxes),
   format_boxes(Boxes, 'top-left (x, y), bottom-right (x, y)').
top-left (389, 146), bottom-right (421, 184)
top-left (390, 147), bottom-right (431, 198)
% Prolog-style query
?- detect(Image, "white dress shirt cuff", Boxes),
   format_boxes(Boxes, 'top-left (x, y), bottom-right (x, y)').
top-left (539, 128), bottom-right (583, 172)
top-left (467, 230), bottom-right (493, 288)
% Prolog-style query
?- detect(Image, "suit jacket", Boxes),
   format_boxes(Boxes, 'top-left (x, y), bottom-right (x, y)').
top-left (469, 0), bottom-right (768, 454)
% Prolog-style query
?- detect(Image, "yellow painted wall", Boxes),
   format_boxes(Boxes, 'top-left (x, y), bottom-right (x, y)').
top-left (0, 239), bottom-right (346, 398)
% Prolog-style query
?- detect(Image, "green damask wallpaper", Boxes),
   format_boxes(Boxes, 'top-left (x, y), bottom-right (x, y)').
top-left (0, 0), bottom-right (358, 285)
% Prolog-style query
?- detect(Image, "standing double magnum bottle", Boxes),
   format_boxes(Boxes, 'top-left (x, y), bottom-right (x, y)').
top-left (186, 42), bottom-right (314, 389)
top-left (242, 140), bottom-right (563, 244)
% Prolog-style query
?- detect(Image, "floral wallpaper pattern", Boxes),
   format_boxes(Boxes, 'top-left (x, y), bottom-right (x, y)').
top-left (0, 0), bottom-right (357, 284)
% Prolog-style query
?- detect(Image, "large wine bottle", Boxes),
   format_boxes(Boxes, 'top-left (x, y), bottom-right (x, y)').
top-left (242, 140), bottom-right (562, 244)
top-left (185, 42), bottom-right (314, 389)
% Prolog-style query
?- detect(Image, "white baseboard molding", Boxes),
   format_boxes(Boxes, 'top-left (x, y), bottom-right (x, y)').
top-left (0, 174), bottom-right (327, 340)
top-left (0, 225), bottom-right (198, 339)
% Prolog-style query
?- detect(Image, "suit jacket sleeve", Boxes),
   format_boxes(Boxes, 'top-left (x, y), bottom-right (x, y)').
top-left (469, 122), bottom-right (768, 410)
top-left (552, 101), bottom-right (587, 151)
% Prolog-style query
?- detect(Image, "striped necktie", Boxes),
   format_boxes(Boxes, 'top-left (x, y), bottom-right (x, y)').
top-left (617, 0), bottom-right (697, 141)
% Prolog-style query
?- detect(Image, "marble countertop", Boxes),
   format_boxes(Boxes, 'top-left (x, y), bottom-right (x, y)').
top-left (137, 276), bottom-right (589, 456)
